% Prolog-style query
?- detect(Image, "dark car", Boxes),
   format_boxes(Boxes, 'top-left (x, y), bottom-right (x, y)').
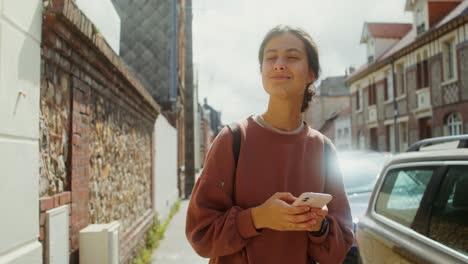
top-left (337, 151), bottom-right (392, 263)
top-left (356, 136), bottom-right (468, 264)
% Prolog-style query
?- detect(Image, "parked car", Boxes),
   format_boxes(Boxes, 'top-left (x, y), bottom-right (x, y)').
top-left (337, 151), bottom-right (392, 263)
top-left (356, 135), bottom-right (468, 264)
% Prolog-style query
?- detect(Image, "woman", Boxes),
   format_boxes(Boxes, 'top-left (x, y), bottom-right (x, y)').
top-left (186, 25), bottom-right (353, 264)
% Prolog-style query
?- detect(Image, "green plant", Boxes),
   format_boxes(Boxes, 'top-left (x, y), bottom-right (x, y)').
top-left (132, 200), bottom-right (182, 264)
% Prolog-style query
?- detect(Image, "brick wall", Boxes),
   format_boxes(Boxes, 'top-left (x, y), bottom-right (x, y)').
top-left (41, 0), bottom-right (160, 263)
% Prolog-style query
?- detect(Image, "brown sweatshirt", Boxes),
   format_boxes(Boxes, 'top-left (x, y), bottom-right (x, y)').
top-left (186, 116), bottom-right (354, 264)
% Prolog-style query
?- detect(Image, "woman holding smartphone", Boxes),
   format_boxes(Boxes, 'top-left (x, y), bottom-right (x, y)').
top-left (186, 25), bottom-right (353, 264)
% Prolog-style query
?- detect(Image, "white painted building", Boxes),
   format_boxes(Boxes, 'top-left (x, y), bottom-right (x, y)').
top-left (153, 116), bottom-right (179, 222)
top-left (0, 0), bottom-right (43, 263)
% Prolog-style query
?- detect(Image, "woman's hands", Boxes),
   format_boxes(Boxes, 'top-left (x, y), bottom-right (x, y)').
top-left (251, 192), bottom-right (328, 232)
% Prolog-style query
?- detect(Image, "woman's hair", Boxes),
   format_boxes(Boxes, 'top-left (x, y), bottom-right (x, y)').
top-left (258, 25), bottom-right (320, 112)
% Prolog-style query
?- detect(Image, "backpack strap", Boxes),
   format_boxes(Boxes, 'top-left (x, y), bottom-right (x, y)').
top-left (226, 123), bottom-right (241, 203)
top-left (226, 123), bottom-right (241, 169)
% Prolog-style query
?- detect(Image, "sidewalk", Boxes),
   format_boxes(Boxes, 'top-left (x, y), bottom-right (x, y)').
top-left (151, 200), bottom-right (208, 264)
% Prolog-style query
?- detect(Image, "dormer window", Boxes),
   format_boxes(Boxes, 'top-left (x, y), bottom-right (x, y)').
top-left (360, 23), bottom-right (411, 65)
top-left (406, 0), bottom-right (462, 34)
top-left (416, 7), bottom-right (426, 34)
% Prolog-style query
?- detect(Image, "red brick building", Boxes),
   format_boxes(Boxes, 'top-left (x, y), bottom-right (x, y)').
top-left (347, 0), bottom-right (467, 152)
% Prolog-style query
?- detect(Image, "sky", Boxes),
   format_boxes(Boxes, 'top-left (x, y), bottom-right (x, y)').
top-left (192, 0), bottom-right (413, 124)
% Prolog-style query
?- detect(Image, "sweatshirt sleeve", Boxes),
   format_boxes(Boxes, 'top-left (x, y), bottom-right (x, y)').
top-left (307, 137), bottom-right (354, 264)
top-left (185, 127), bottom-right (261, 258)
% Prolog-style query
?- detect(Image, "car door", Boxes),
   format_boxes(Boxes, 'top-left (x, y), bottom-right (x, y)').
top-left (358, 164), bottom-right (439, 264)
top-left (357, 162), bottom-right (468, 264)
top-left (424, 164), bottom-right (468, 263)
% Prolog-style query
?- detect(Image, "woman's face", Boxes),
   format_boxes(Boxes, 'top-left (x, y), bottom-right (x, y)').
top-left (261, 33), bottom-right (315, 101)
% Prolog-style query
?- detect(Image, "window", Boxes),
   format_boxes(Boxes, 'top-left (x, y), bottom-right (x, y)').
top-left (338, 129), bottom-right (342, 139)
top-left (446, 113), bottom-right (463, 136)
top-left (443, 39), bottom-right (456, 81)
top-left (422, 60), bottom-right (429, 88)
top-left (429, 166), bottom-right (468, 256)
top-left (416, 59), bottom-right (429, 89)
top-left (376, 167), bottom-right (435, 227)
top-left (344, 127), bottom-right (349, 137)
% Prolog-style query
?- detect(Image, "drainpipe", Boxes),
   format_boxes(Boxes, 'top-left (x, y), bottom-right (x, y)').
top-left (169, 0), bottom-right (178, 109)
top-left (392, 61), bottom-right (400, 152)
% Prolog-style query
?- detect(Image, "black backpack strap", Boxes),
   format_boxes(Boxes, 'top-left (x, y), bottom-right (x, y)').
top-left (226, 123), bottom-right (241, 203)
top-left (226, 123), bottom-right (241, 169)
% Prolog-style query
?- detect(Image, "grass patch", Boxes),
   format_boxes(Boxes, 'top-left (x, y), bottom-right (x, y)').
top-left (133, 200), bottom-right (182, 264)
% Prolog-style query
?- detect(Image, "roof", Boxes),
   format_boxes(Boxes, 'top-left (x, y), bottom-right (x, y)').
top-left (361, 23), bottom-right (412, 43)
top-left (406, 0), bottom-right (463, 11)
top-left (434, 0), bottom-right (467, 26)
top-left (347, 0), bottom-right (467, 84)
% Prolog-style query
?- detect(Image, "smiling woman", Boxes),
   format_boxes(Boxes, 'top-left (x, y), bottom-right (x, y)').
top-left (186, 25), bottom-right (354, 264)
top-left (259, 25), bottom-right (320, 115)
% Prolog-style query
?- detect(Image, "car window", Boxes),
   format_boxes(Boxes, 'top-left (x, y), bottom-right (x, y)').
top-left (375, 167), bottom-right (435, 228)
top-left (429, 166), bottom-right (468, 256)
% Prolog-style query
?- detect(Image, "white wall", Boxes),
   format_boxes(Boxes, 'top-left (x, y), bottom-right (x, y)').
top-left (153, 116), bottom-right (179, 222)
top-left (0, 0), bottom-right (43, 263)
top-left (74, 0), bottom-right (121, 54)
top-left (413, 0), bottom-right (428, 29)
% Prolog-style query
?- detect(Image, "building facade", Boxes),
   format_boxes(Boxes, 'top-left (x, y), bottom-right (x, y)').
top-left (305, 75), bottom-right (352, 149)
top-left (305, 75), bottom-right (351, 130)
top-left (112, 0), bottom-right (195, 198)
top-left (198, 98), bottom-right (223, 169)
top-left (347, 0), bottom-right (467, 152)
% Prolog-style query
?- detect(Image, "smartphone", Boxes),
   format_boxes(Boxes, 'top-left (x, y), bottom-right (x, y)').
top-left (292, 192), bottom-right (333, 208)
